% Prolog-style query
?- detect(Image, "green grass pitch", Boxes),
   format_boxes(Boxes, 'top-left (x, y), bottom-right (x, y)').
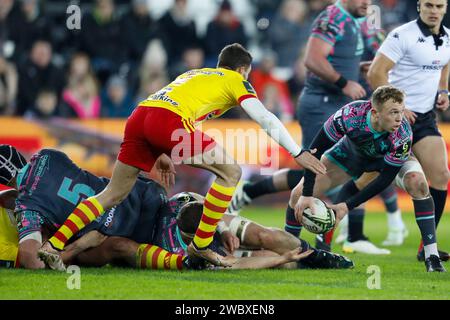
top-left (0, 207), bottom-right (449, 300)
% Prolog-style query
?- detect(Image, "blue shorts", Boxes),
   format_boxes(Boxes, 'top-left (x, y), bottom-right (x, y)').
top-left (95, 178), bottom-right (167, 244)
top-left (410, 110), bottom-right (441, 145)
top-left (297, 93), bottom-right (351, 148)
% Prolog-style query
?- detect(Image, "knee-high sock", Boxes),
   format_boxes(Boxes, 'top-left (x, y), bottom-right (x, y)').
top-left (49, 197), bottom-right (104, 250)
top-left (286, 169), bottom-right (304, 190)
top-left (193, 182), bottom-right (235, 249)
top-left (244, 177), bottom-right (277, 200)
top-left (429, 187), bottom-right (447, 228)
top-left (285, 204), bottom-right (302, 237)
top-left (414, 197), bottom-right (438, 259)
top-left (379, 184), bottom-right (399, 213)
top-left (347, 208), bottom-right (365, 242)
top-left (136, 244), bottom-right (186, 270)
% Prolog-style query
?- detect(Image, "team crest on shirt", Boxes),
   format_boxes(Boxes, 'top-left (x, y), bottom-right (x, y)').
top-left (394, 141), bottom-right (411, 159)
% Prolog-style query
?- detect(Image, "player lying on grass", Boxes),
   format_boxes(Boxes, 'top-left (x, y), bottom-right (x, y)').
top-left (0, 146), bottom-right (351, 270)
top-left (57, 192), bottom-right (351, 270)
top-left (39, 43), bottom-right (327, 269)
top-left (291, 85), bottom-right (446, 272)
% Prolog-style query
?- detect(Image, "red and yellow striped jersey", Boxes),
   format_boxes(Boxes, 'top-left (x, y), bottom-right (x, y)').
top-left (139, 68), bottom-right (258, 124)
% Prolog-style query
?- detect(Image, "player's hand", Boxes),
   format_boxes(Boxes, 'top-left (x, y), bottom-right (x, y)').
top-left (436, 91), bottom-right (450, 111)
top-left (404, 109), bottom-right (418, 124)
top-left (283, 247), bottom-right (314, 262)
top-left (155, 153), bottom-right (176, 189)
top-left (328, 202), bottom-right (349, 226)
top-left (294, 195), bottom-right (315, 223)
top-left (342, 80), bottom-right (366, 100)
top-left (221, 230), bottom-right (240, 254)
top-left (295, 149), bottom-right (327, 175)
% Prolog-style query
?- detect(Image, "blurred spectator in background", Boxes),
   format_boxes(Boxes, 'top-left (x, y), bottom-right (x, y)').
top-left (60, 74), bottom-right (101, 119)
top-left (14, 0), bottom-right (53, 63)
top-left (204, 0), bottom-right (248, 66)
top-left (134, 39), bottom-right (168, 102)
top-left (0, 54), bottom-right (17, 115)
top-left (101, 75), bottom-right (134, 118)
top-left (159, 0), bottom-right (201, 66)
top-left (25, 88), bottom-right (58, 119)
top-left (121, 0), bottom-right (162, 65)
top-left (66, 52), bottom-right (95, 86)
top-left (250, 51), bottom-right (294, 121)
top-left (168, 45), bottom-right (205, 80)
top-left (373, 0), bottom-right (410, 32)
top-left (80, 0), bottom-right (128, 84)
top-left (308, 0), bottom-right (335, 18)
top-left (17, 39), bottom-right (63, 115)
top-left (267, 0), bottom-right (310, 71)
top-left (0, 0), bottom-right (23, 61)
top-left (262, 83), bottom-right (293, 122)
top-left (287, 54), bottom-right (307, 106)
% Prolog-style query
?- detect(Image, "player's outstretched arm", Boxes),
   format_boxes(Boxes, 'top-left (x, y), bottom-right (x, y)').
top-left (240, 98), bottom-right (326, 175)
top-left (62, 230), bottom-right (108, 264)
top-left (330, 163), bottom-right (401, 223)
top-left (228, 248), bottom-right (313, 270)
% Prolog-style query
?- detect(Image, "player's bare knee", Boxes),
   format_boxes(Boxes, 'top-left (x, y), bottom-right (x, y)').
top-left (430, 168), bottom-right (450, 189)
top-left (403, 172), bottom-right (429, 199)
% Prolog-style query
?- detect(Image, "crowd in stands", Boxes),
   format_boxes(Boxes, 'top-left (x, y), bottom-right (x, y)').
top-left (1, 0), bottom-right (449, 121)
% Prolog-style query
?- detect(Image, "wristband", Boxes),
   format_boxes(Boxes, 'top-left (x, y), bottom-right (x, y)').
top-left (335, 76), bottom-right (348, 89)
top-left (294, 148), bottom-right (311, 158)
top-left (217, 220), bottom-right (230, 234)
top-left (438, 89), bottom-right (449, 96)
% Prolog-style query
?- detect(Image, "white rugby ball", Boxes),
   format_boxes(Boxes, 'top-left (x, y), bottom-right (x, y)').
top-left (301, 198), bottom-right (336, 234)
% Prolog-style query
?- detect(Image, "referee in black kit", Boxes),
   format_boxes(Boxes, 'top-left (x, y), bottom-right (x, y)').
top-left (368, 0), bottom-right (450, 263)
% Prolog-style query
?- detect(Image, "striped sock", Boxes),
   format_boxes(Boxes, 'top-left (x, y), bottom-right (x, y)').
top-left (136, 244), bottom-right (185, 270)
top-left (413, 197), bottom-right (438, 259)
top-left (285, 205), bottom-right (302, 237)
top-left (49, 197), bottom-right (104, 250)
top-left (380, 185), bottom-right (399, 213)
top-left (193, 182), bottom-right (235, 249)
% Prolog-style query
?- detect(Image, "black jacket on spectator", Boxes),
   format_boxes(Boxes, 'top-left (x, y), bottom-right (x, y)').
top-left (158, 11), bottom-right (201, 64)
top-left (17, 60), bottom-right (63, 116)
top-left (204, 19), bottom-right (248, 60)
top-left (121, 9), bottom-right (162, 63)
top-left (14, 14), bottom-right (54, 63)
top-left (80, 12), bottom-right (128, 72)
top-left (0, 2), bottom-right (25, 62)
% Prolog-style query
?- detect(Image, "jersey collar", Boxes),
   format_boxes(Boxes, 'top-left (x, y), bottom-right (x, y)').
top-left (16, 163), bottom-right (29, 188)
top-left (176, 226), bottom-right (188, 251)
top-left (366, 110), bottom-right (387, 138)
top-left (416, 18), bottom-right (447, 37)
top-left (335, 0), bottom-right (360, 26)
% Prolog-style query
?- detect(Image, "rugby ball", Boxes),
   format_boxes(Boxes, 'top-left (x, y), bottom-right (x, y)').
top-left (301, 198), bottom-right (336, 234)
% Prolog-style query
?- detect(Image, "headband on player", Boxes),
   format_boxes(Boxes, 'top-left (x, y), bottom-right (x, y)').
top-left (0, 145), bottom-right (27, 185)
